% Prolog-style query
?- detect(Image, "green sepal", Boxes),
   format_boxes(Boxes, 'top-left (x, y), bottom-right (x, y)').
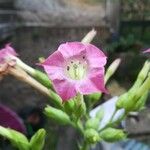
top-left (84, 129), bottom-right (101, 144)
top-left (30, 129), bottom-right (46, 150)
top-left (85, 118), bottom-right (99, 130)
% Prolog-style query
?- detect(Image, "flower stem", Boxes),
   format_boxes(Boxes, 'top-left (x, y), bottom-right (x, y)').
top-left (109, 108), bottom-right (117, 123)
top-left (8, 67), bottom-right (62, 108)
top-left (80, 141), bottom-right (90, 150)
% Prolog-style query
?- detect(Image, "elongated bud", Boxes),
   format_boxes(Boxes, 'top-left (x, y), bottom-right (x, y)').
top-left (130, 61), bottom-right (150, 91)
top-left (105, 58), bottom-right (121, 83)
top-left (85, 118), bottom-right (99, 130)
top-left (133, 90), bottom-right (149, 111)
top-left (116, 93), bottom-right (131, 111)
top-left (84, 129), bottom-right (101, 144)
top-left (100, 128), bottom-right (126, 142)
top-left (117, 65), bottom-right (150, 112)
top-left (81, 29), bottom-right (97, 44)
top-left (44, 105), bottom-right (71, 125)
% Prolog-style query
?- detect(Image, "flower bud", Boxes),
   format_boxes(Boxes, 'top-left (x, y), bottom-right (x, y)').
top-left (105, 58), bottom-right (121, 83)
top-left (44, 105), bottom-right (71, 125)
top-left (85, 118), bottom-right (99, 130)
top-left (130, 61), bottom-right (150, 90)
top-left (117, 74), bottom-right (150, 112)
top-left (132, 91), bottom-right (148, 111)
top-left (116, 93), bottom-right (133, 111)
top-left (81, 29), bottom-right (97, 44)
top-left (100, 128), bottom-right (126, 142)
top-left (84, 129), bottom-right (101, 144)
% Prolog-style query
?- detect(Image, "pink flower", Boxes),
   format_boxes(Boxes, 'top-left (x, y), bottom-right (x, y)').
top-left (0, 44), bottom-right (17, 74)
top-left (0, 44), bottom-right (17, 63)
top-left (41, 42), bottom-right (107, 101)
top-left (143, 48), bottom-right (150, 53)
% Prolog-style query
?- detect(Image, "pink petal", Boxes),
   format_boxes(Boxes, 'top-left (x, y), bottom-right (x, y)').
top-left (85, 44), bottom-right (107, 68)
top-left (77, 68), bottom-right (107, 94)
top-left (143, 48), bottom-right (150, 53)
top-left (5, 43), bottom-right (18, 56)
top-left (42, 51), bottom-right (66, 81)
top-left (43, 65), bottom-right (65, 81)
top-left (58, 42), bottom-right (85, 59)
top-left (53, 79), bottom-right (77, 101)
top-left (42, 50), bottom-right (65, 67)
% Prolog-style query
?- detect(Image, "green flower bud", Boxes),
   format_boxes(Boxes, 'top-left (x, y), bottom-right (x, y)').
top-left (84, 129), bottom-right (101, 144)
top-left (85, 118), bottom-right (99, 130)
top-left (44, 105), bottom-right (71, 125)
top-left (116, 93), bottom-right (134, 112)
top-left (30, 129), bottom-right (46, 150)
top-left (130, 61), bottom-right (150, 90)
top-left (117, 75), bottom-right (150, 112)
top-left (100, 128), bottom-right (126, 142)
top-left (133, 91), bottom-right (148, 111)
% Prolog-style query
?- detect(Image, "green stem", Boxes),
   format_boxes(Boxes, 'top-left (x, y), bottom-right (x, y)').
top-left (80, 141), bottom-right (90, 150)
top-left (109, 108), bottom-right (117, 123)
top-left (99, 112), bottom-right (127, 133)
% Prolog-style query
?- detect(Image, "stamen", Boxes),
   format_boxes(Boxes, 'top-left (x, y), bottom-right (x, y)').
top-left (66, 59), bottom-right (87, 80)
top-left (73, 64), bottom-right (78, 69)
top-left (67, 66), bottom-right (70, 71)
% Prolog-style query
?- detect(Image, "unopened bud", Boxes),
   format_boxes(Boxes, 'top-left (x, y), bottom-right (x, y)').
top-left (100, 128), bottom-right (126, 142)
top-left (81, 29), bottom-right (97, 44)
top-left (133, 90), bottom-right (149, 111)
top-left (105, 58), bottom-right (121, 83)
top-left (85, 118), bottom-right (99, 130)
top-left (84, 129), bottom-right (101, 144)
top-left (44, 105), bottom-right (71, 125)
top-left (130, 61), bottom-right (150, 90)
